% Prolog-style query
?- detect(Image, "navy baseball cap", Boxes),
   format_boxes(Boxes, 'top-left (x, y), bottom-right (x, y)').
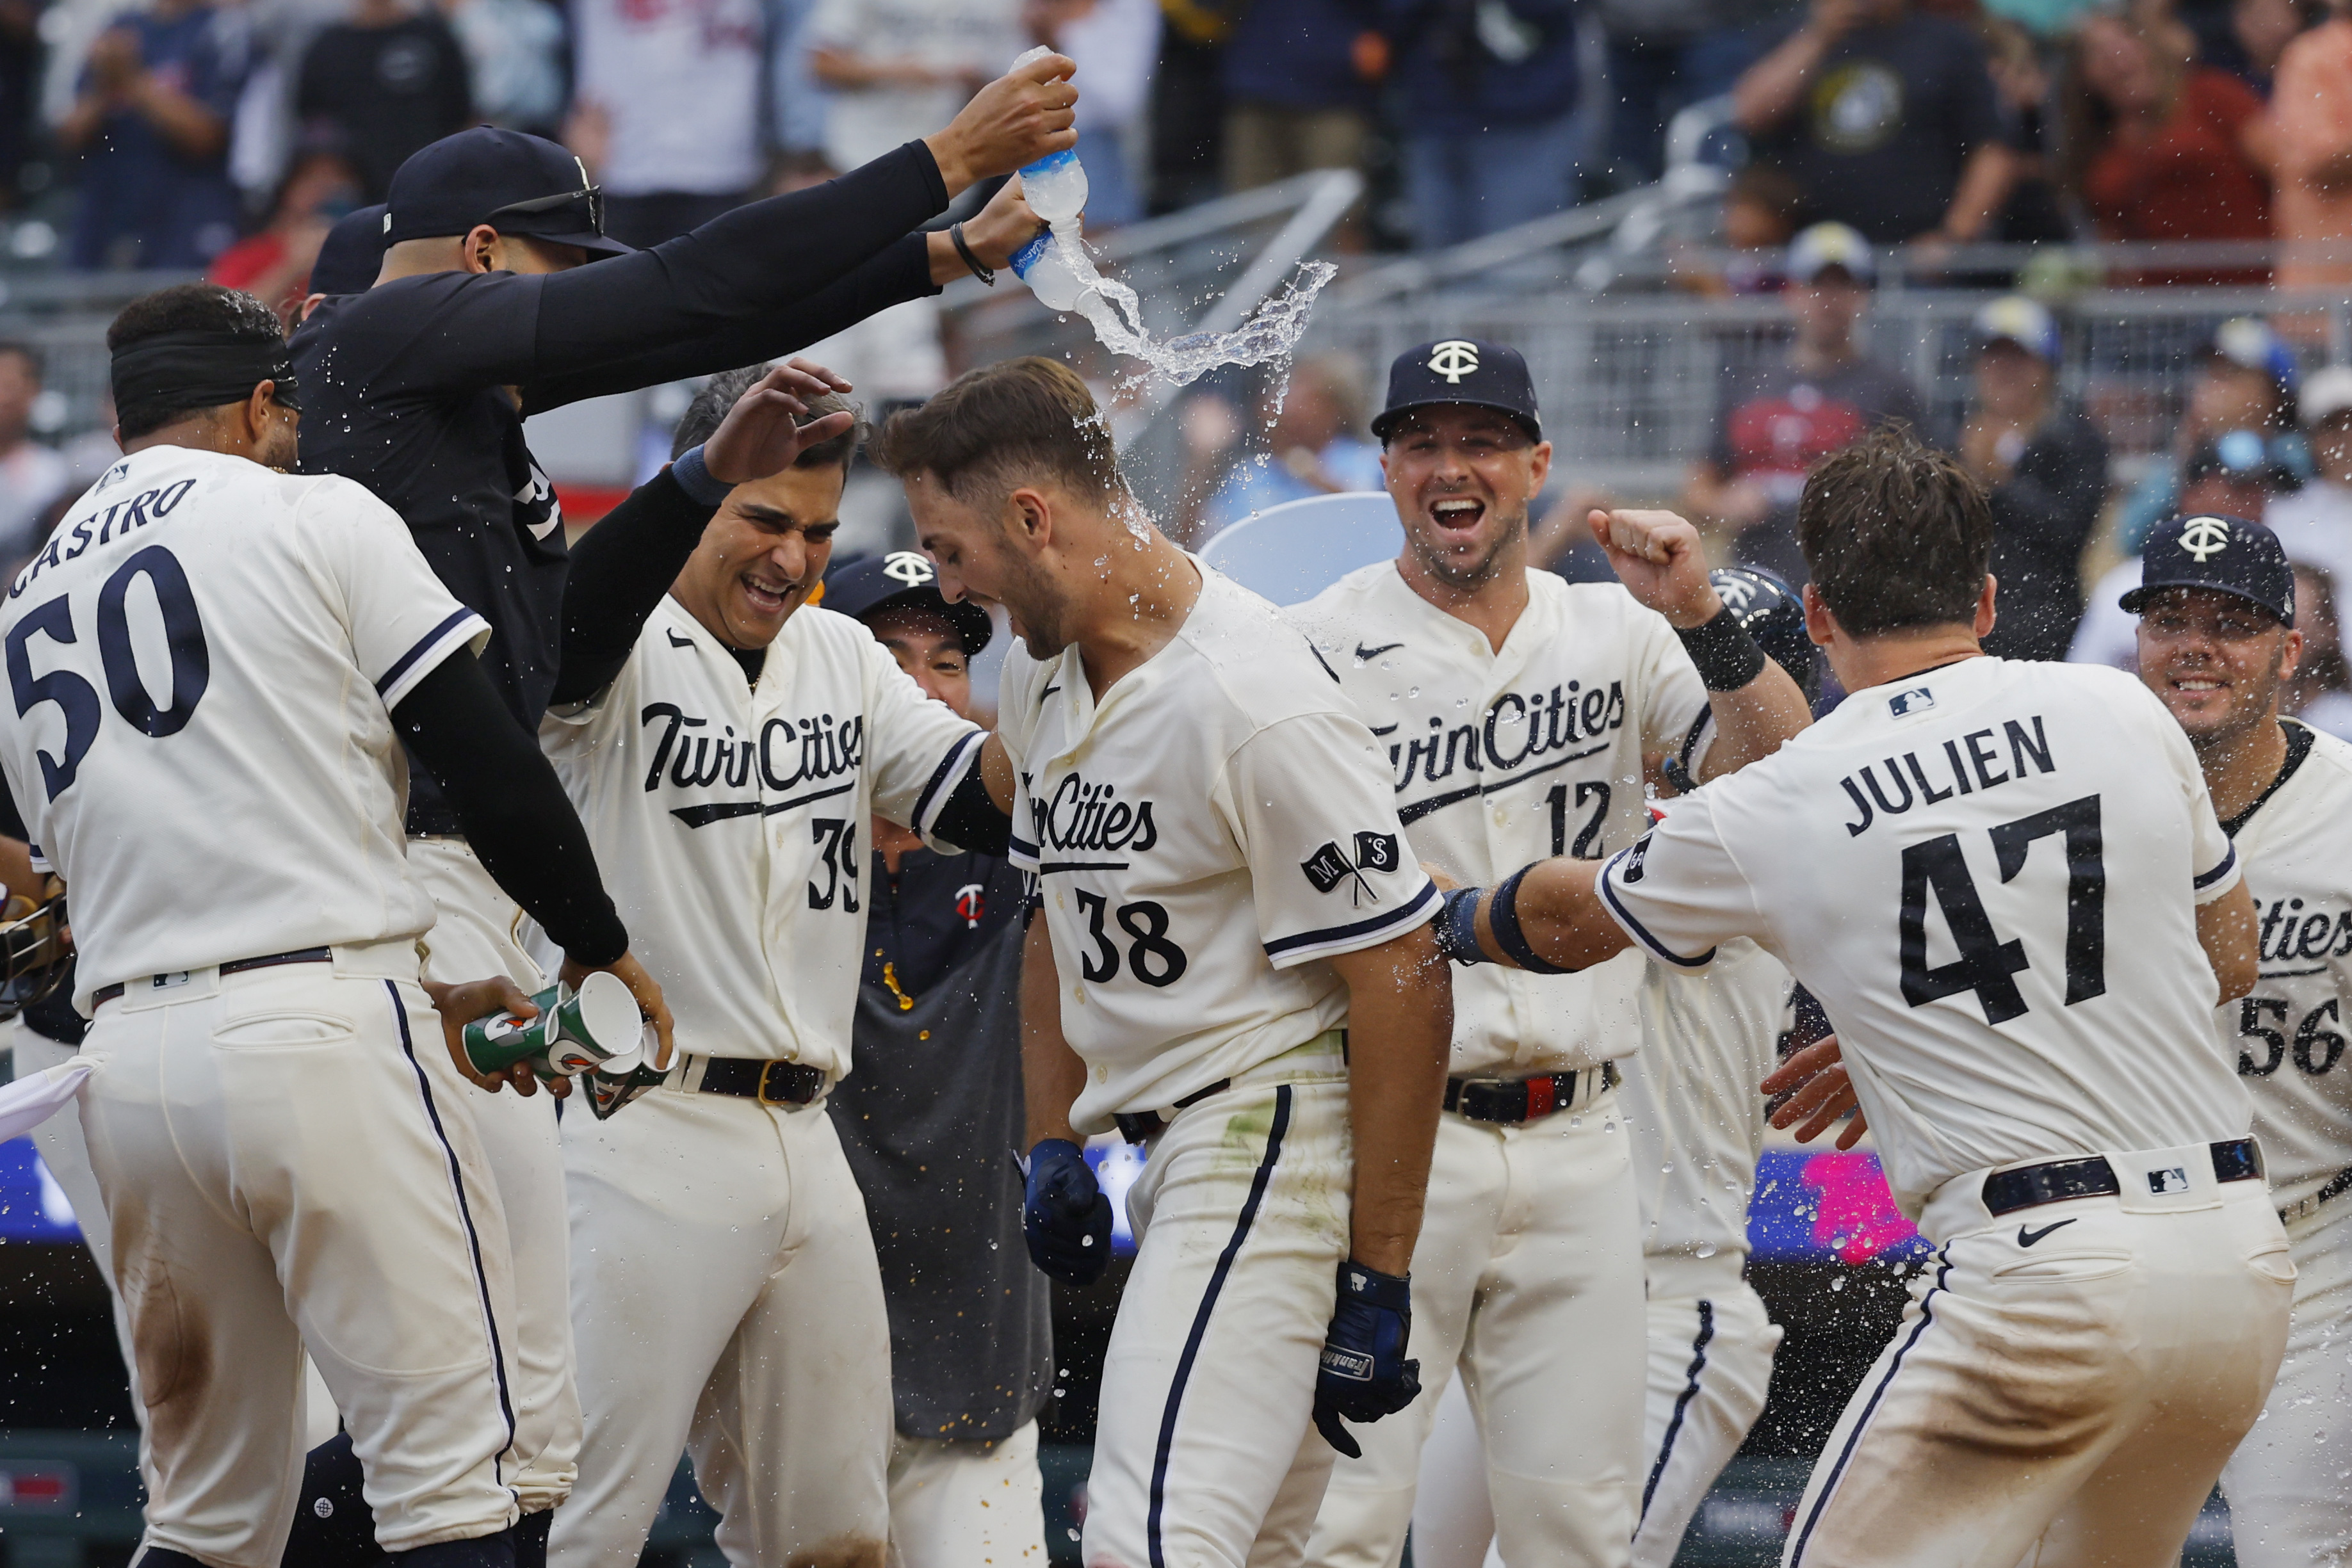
top-left (824, 551), bottom-right (993, 656)
top-left (309, 203), bottom-right (387, 296)
top-left (384, 129), bottom-right (631, 259)
top-left (2121, 513), bottom-right (2295, 626)
top-left (1371, 338), bottom-right (1541, 443)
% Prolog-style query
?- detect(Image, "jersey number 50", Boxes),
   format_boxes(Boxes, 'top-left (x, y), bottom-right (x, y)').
top-left (1899, 795), bottom-right (2106, 1025)
top-left (6, 547), bottom-right (211, 801)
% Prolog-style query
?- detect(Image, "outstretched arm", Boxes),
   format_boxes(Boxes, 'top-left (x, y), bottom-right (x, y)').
top-left (1436, 858), bottom-right (1634, 976)
top-left (1324, 925), bottom-right (1452, 1274)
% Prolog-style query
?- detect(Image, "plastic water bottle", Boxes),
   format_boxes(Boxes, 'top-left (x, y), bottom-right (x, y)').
top-left (1021, 147), bottom-right (1087, 230)
top-left (1010, 228), bottom-right (1098, 312)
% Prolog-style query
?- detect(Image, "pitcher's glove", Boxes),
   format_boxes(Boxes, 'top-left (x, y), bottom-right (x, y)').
top-left (1023, 1138), bottom-right (1113, 1284)
top-left (1313, 1260), bottom-right (1421, 1458)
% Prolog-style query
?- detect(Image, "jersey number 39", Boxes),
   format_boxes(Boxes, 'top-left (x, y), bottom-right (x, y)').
top-left (7, 547), bottom-right (211, 802)
top-left (1899, 795), bottom-right (2106, 1025)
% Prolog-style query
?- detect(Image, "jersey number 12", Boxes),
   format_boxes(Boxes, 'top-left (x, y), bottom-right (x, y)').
top-left (6, 546), bottom-right (211, 801)
top-left (1899, 795), bottom-right (2106, 1025)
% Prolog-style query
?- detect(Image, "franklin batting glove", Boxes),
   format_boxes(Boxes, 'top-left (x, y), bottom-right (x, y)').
top-left (1313, 1259), bottom-right (1421, 1459)
top-left (1023, 1138), bottom-right (1114, 1284)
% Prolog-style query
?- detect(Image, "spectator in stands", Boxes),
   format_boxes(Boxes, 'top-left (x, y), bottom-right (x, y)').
top-left (296, 0), bottom-right (474, 200)
top-left (1674, 163), bottom-right (1803, 295)
top-left (2058, 5), bottom-right (2271, 267)
top-left (2216, 0), bottom-right (2307, 93)
top-left (1980, 12), bottom-right (2072, 241)
top-left (2284, 562), bottom-right (2352, 739)
top-left (1148, 0), bottom-right (1228, 213)
top-left (1681, 222), bottom-right (1927, 585)
top-left (569, 0), bottom-right (766, 246)
top-left (2262, 363), bottom-right (2352, 595)
top-left (808, 0), bottom-right (1023, 182)
top-left (1219, 0), bottom-right (1382, 200)
top-left (57, 0), bottom-right (248, 270)
top-left (0, 0), bottom-right (39, 206)
top-left (0, 344), bottom-right (67, 567)
top-left (2250, 0), bottom-right (2352, 298)
top-left (207, 143), bottom-right (362, 323)
top-left (1596, 0), bottom-right (1781, 188)
top-left (1959, 295), bottom-right (2108, 661)
top-left (1172, 354), bottom-right (1382, 544)
top-left (1026, 0), bottom-right (1161, 229)
top-left (2116, 315), bottom-right (2301, 552)
top-left (1385, 0), bottom-right (1588, 249)
top-left (1730, 0), bottom-right (2016, 250)
top-left (2072, 432), bottom-right (2305, 667)
top-left (444, 0), bottom-right (567, 137)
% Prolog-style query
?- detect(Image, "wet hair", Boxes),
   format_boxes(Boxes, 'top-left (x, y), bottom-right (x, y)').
top-left (670, 364), bottom-right (863, 471)
top-left (1796, 425), bottom-right (1993, 636)
top-left (867, 357), bottom-right (1125, 508)
top-left (107, 284), bottom-right (286, 438)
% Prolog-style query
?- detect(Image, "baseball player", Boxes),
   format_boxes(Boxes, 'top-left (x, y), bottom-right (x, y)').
top-left (1285, 342), bottom-right (1812, 1567)
top-left (0, 282), bottom-right (665, 1567)
top-left (825, 551), bottom-right (1053, 1566)
top-left (873, 357), bottom-right (1453, 1568)
top-left (533, 365), bottom-right (1017, 1568)
top-left (2119, 515), bottom-right (2352, 1565)
top-left (289, 69), bottom-right (1070, 1541)
top-left (1434, 426), bottom-right (2287, 1565)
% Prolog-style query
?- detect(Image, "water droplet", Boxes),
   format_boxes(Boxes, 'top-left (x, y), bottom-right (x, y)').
top-left (1695, 1241), bottom-right (1718, 1259)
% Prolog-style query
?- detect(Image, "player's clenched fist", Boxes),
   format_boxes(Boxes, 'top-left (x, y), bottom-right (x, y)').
top-left (1588, 508), bottom-right (1724, 629)
top-left (1313, 1261), bottom-right (1422, 1459)
top-left (1023, 1137), bottom-right (1112, 1284)
top-left (925, 52), bottom-right (1078, 195)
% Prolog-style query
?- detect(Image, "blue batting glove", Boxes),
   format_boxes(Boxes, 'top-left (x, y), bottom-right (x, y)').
top-left (1023, 1138), bottom-right (1113, 1285)
top-left (1313, 1259), bottom-right (1420, 1459)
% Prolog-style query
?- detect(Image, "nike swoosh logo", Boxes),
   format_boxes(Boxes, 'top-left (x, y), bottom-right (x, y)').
top-left (2017, 1218), bottom-right (2079, 1248)
top-left (1041, 684), bottom-right (1061, 700)
top-left (667, 630), bottom-right (695, 648)
top-left (1354, 643), bottom-right (1404, 661)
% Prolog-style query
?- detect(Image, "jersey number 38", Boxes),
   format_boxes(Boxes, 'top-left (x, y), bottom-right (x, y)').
top-left (6, 546), bottom-right (211, 802)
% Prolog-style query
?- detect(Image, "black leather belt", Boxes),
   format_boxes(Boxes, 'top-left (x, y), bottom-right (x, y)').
top-left (1982, 1138), bottom-right (2263, 1217)
top-left (1445, 1062), bottom-right (1620, 1126)
top-left (690, 1056), bottom-right (826, 1106)
top-left (92, 947), bottom-right (334, 1007)
top-left (1115, 1078), bottom-right (1233, 1144)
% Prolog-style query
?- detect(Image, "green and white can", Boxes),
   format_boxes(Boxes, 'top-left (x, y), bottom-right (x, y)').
top-left (462, 970), bottom-right (642, 1080)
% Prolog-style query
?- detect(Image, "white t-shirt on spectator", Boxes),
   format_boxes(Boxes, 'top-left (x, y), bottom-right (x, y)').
top-left (573, 0), bottom-right (764, 196)
top-left (2263, 478), bottom-right (2352, 602)
top-left (2067, 557), bottom-right (2143, 671)
top-left (807, 0), bottom-right (1022, 173)
top-left (1058, 0), bottom-right (1158, 133)
top-left (0, 440), bottom-right (70, 565)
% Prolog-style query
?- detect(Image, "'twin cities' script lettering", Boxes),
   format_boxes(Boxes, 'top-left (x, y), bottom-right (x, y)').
top-left (10, 480), bottom-right (200, 599)
top-left (639, 702), bottom-right (864, 795)
top-left (1028, 773), bottom-right (1159, 861)
top-left (1379, 680), bottom-right (1628, 791)
top-left (1838, 717), bottom-right (2056, 837)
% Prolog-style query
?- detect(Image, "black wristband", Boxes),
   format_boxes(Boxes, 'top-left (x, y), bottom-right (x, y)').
top-left (1434, 887), bottom-right (1491, 966)
top-left (1488, 866), bottom-right (1576, 975)
top-left (950, 222), bottom-right (996, 286)
top-left (1676, 606), bottom-right (1771, 691)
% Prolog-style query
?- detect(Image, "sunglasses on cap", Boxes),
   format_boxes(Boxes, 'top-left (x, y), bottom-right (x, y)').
top-left (485, 184), bottom-right (605, 237)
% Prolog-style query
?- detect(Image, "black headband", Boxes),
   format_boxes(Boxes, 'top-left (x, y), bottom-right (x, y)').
top-left (110, 330), bottom-right (298, 421)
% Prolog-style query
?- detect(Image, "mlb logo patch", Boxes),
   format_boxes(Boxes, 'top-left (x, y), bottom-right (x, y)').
top-left (1888, 686), bottom-right (1935, 718)
top-left (2147, 1166), bottom-right (2191, 1195)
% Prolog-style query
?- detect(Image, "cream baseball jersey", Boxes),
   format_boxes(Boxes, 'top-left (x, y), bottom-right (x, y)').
top-left (1596, 656), bottom-right (2250, 1218)
top-left (1290, 563), bottom-right (1711, 1076)
top-left (1621, 939), bottom-right (1792, 1262)
top-left (539, 597), bottom-right (982, 1076)
top-left (0, 446), bottom-right (489, 1010)
top-left (998, 565), bottom-right (1440, 1135)
top-left (2216, 720), bottom-right (2352, 1212)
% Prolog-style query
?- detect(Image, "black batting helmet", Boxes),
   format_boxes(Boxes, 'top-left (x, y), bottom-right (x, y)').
top-left (1710, 565), bottom-right (1819, 702)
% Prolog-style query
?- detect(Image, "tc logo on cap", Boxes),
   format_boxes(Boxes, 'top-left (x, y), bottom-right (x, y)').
top-left (2178, 516), bottom-right (2232, 563)
top-left (882, 551), bottom-right (936, 586)
top-left (1427, 340), bottom-right (1480, 384)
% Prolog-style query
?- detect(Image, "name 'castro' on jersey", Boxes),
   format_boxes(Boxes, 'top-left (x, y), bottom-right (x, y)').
top-left (540, 597), bottom-right (984, 1077)
top-left (998, 566), bottom-right (1438, 1136)
top-left (1289, 563), bottom-right (1712, 1076)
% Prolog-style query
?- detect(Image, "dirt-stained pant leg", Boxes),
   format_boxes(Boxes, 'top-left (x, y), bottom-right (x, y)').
top-left (1781, 1158), bottom-right (2292, 1568)
top-left (2219, 1201), bottom-right (2352, 1568)
top-left (411, 834), bottom-right (580, 1518)
top-left (1081, 1064), bottom-right (1354, 1568)
top-left (83, 960), bottom-right (522, 1567)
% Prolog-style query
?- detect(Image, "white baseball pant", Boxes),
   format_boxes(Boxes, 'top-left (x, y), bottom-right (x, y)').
top-left (547, 1081), bottom-right (895, 1568)
top-left (12, 1022), bottom-right (342, 1453)
top-left (886, 1421), bottom-right (1048, 1566)
top-left (1781, 1146), bottom-right (2292, 1567)
top-left (1304, 1083), bottom-right (1645, 1568)
top-left (2222, 1197), bottom-right (2352, 1568)
top-left (1630, 1256), bottom-right (1780, 1568)
top-left (78, 949), bottom-right (523, 1565)
top-left (410, 835), bottom-right (580, 1517)
top-left (1082, 1041), bottom-right (1354, 1568)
